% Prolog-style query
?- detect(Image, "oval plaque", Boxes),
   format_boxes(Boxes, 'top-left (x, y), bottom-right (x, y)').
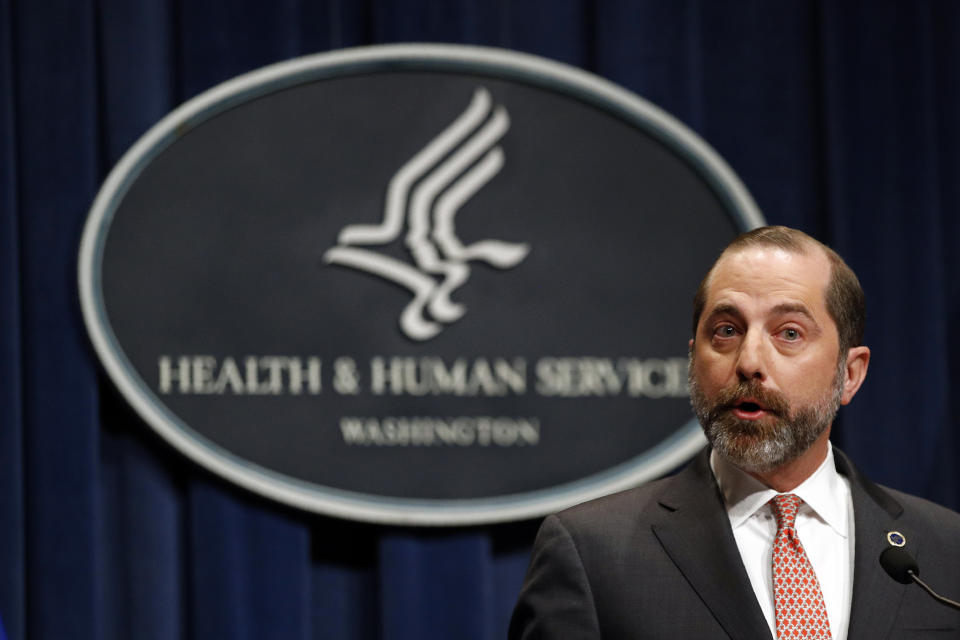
top-left (79, 44), bottom-right (763, 525)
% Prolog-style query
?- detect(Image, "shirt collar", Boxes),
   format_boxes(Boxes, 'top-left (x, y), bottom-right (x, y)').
top-left (711, 444), bottom-right (850, 538)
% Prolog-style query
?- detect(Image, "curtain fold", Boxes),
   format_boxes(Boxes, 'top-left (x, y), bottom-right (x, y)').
top-left (15, 1), bottom-right (103, 638)
top-left (0, 0), bottom-right (25, 636)
top-left (3, 1), bottom-right (959, 638)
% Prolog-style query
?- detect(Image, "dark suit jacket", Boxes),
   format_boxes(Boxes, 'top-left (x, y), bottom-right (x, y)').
top-left (509, 448), bottom-right (960, 639)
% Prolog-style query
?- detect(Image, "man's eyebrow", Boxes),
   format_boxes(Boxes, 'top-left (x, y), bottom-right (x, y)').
top-left (703, 303), bottom-right (744, 325)
top-left (770, 302), bottom-right (817, 323)
top-left (702, 302), bottom-right (821, 328)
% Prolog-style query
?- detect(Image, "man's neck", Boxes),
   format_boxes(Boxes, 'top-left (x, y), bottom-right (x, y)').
top-left (746, 431), bottom-right (832, 493)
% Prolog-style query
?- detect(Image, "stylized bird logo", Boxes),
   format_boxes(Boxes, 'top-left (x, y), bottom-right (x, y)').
top-left (324, 87), bottom-right (530, 341)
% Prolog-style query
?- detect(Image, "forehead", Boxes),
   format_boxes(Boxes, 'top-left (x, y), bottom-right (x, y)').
top-left (703, 244), bottom-right (832, 315)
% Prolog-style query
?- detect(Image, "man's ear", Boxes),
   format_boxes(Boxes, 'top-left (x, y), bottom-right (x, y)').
top-left (840, 346), bottom-right (870, 405)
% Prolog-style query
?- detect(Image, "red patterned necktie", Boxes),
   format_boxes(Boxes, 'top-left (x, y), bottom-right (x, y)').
top-left (770, 493), bottom-right (832, 639)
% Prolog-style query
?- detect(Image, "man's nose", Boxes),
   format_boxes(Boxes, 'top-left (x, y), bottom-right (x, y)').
top-left (736, 329), bottom-right (767, 381)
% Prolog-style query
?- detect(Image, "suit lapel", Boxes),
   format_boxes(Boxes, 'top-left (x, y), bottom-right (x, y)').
top-left (651, 450), bottom-right (771, 640)
top-left (836, 449), bottom-right (912, 638)
top-left (651, 447), bottom-right (912, 638)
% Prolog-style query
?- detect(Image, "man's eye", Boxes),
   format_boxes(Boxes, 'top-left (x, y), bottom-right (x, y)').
top-left (714, 325), bottom-right (736, 338)
top-left (782, 328), bottom-right (801, 341)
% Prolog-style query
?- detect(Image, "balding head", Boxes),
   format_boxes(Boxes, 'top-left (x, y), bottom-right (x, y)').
top-left (692, 226), bottom-right (865, 354)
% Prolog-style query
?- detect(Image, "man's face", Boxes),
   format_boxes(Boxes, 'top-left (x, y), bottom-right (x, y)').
top-left (688, 244), bottom-right (845, 473)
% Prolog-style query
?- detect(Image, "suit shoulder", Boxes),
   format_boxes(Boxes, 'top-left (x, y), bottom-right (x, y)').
top-left (552, 474), bottom-right (672, 537)
top-left (884, 486), bottom-right (960, 531)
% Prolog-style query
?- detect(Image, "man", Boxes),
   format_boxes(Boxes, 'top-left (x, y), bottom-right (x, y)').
top-left (510, 226), bottom-right (960, 639)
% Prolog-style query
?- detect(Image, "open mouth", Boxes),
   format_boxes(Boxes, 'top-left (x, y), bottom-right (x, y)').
top-left (730, 398), bottom-right (770, 419)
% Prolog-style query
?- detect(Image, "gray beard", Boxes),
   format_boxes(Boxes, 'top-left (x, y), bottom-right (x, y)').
top-left (688, 355), bottom-right (845, 474)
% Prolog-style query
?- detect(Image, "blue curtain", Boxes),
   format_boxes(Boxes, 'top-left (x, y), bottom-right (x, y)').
top-left (2, 1), bottom-right (959, 638)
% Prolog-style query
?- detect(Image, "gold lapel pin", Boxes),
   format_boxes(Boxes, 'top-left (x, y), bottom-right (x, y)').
top-left (886, 531), bottom-right (906, 547)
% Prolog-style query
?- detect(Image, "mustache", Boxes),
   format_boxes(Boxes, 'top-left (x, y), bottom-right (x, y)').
top-left (712, 380), bottom-right (790, 416)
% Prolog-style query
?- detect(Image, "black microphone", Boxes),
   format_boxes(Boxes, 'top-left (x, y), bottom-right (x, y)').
top-left (880, 546), bottom-right (960, 611)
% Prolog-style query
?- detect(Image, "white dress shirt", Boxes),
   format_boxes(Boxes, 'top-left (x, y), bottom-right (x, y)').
top-left (711, 445), bottom-right (855, 640)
